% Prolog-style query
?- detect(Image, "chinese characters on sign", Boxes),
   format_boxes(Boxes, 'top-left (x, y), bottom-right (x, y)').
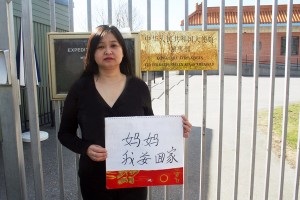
top-left (105, 116), bottom-right (184, 189)
top-left (121, 132), bottom-right (178, 167)
top-left (140, 31), bottom-right (218, 71)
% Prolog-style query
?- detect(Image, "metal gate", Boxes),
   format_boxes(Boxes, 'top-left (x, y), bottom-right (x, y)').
top-left (1, 0), bottom-right (300, 200)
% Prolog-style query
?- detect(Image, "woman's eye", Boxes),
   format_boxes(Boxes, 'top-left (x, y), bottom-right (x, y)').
top-left (97, 46), bottom-right (104, 49)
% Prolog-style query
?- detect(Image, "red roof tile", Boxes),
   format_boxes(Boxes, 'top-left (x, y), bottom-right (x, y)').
top-left (181, 3), bottom-right (300, 26)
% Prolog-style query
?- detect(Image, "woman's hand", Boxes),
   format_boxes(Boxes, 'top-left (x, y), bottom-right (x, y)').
top-left (87, 144), bottom-right (107, 162)
top-left (182, 115), bottom-right (192, 138)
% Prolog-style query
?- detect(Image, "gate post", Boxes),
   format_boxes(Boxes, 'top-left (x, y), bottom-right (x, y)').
top-left (0, 1), bottom-right (28, 200)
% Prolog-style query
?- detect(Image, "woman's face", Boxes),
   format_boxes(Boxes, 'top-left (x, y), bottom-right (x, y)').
top-left (94, 32), bottom-right (124, 71)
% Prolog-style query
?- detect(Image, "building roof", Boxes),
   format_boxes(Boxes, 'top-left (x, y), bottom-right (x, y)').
top-left (181, 3), bottom-right (300, 26)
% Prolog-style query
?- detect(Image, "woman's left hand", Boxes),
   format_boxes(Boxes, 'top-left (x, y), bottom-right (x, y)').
top-left (182, 115), bottom-right (192, 138)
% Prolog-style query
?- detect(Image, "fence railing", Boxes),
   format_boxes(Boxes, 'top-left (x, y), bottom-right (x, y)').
top-left (1, 0), bottom-right (300, 200)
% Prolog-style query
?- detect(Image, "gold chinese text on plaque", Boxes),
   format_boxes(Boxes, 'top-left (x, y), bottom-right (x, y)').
top-left (140, 31), bottom-right (218, 71)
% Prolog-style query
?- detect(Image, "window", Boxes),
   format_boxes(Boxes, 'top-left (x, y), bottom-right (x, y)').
top-left (281, 36), bottom-right (299, 55)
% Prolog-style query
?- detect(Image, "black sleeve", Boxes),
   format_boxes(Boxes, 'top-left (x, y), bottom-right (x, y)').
top-left (57, 81), bottom-right (92, 155)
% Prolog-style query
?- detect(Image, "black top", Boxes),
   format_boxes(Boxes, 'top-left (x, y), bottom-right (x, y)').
top-left (58, 75), bottom-right (154, 183)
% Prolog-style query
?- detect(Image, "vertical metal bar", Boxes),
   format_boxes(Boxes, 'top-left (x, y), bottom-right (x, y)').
top-left (278, 1), bottom-right (293, 199)
top-left (55, 101), bottom-right (65, 200)
top-left (264, 1), bottom-right (278, 199)
top-left (49, 2), bottom-right (64, 200)
top-left (146, 2), bottom-right (152, 199)
top-left (249, 1), bottom-right (260, 199)
top-left (69, 0), bottom-right (74, 32)
top-left (0, 79), bottom-right (28, 200)
top-left (184, 0), bottom-right (189, 115)
top-left (201, 0), bottom-right (207, 32)
top-left (108, 0), bottom-right (112, 24)
top-left (199, 0), bottom-right (208, 200)
top-left (146, 0), bottom-right (152, 94)
top-left (0, 1), bottom-right (28, 199)
top-left (216, 1), bottom-right (225, 200)
top-left (67, 3), bottom-right (80, 197)
top-left (184, 0), bottom-right (189, 127)
top-left (165, 0), bottom-right (169, 31)
top-left (128, 0), bottom-right (132, 31)
top-left (184, 0), bottom-right (188, 31)
top-left (87, 0), bottom-right (92, 31)
top-left (164, 2), bottom-right (169, 130)
top-left (163, 1), bottom-right (170, 199)
top-left (293, 112), bottom-right (300, 200)
top-left (147, 0), bottom-right (151, 33)
top-left (22, 0), bottom-right (45, 199)
top-left (164, 0), bottom-right (182, 197)
top-left (76, 129), bottom-right (82, 200)
top-left (233, 1), bottom-right (243, 199)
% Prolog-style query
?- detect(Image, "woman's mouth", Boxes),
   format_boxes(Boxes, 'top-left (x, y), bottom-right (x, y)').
top-left (104, 57), bottom-right (114, 60)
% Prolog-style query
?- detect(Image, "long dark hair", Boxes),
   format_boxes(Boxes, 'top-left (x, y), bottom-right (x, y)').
top-left (82, 25), bottom-right (132, 77)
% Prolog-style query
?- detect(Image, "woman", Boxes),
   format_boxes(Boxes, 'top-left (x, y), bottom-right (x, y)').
top-left (58, 25), bottom-right (192, 200)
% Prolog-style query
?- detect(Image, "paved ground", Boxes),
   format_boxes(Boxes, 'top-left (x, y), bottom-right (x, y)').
top-left (1, 74), bottom-right (300, 200)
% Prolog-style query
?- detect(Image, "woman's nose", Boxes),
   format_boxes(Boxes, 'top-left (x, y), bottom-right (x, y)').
top-left (104, 48), bottom-right (112, 55)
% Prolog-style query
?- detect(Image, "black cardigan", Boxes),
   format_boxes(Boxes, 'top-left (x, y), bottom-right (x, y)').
top-left (58, 75), bottom-right (153, 181)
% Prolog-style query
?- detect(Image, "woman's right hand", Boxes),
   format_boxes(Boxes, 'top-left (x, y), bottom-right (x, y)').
top-left (86, 144), bottom-right (107, 162)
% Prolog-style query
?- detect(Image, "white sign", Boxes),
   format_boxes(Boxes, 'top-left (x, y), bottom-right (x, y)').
top-left (105, 115), bottom-right (184, 171)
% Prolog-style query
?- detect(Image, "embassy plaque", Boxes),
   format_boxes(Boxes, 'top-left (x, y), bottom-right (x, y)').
top-left (140, 31), bottom-right (218, 71)
top-left (47, 32), bottom-right (140, 100)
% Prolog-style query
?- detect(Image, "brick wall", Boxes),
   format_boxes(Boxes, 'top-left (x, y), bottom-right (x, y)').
top-left (224, 32), bottom-right (300, 66)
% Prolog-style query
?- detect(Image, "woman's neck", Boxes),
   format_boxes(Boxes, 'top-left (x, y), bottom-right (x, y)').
top-left (95, 71), bottom-right (125, 83)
